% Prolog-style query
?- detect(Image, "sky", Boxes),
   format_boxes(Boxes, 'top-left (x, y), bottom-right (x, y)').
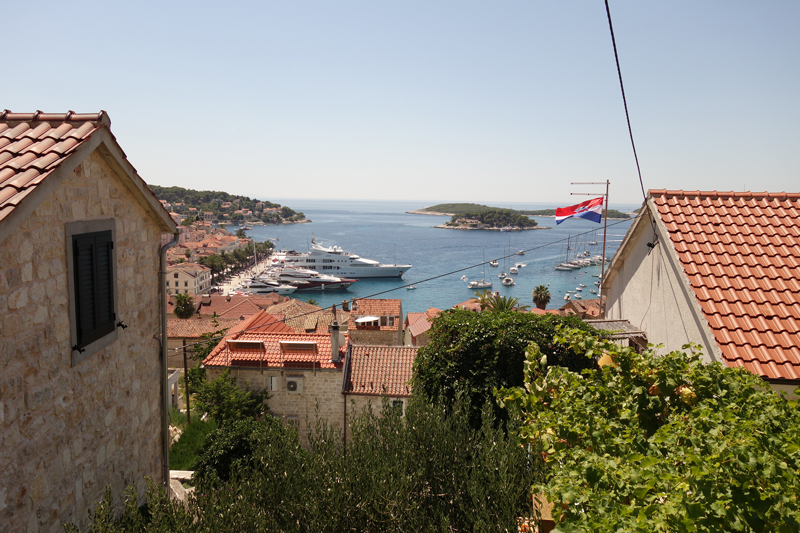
top-left (4, 1), bottom-right (799, 206)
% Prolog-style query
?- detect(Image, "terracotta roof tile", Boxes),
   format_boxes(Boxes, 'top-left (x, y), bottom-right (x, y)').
top-left (348, 299), bottom-right (403, 331)
top-left (203, 310), bottom-right (347, 370)
top-left (650, 190), bottom-right (800, 381)
top-left (0, 111), bottom-right (107, 218)
top-left (344, 345), bottom-right (417, 397)
top-left (167, 318), bottom-right (240, 338)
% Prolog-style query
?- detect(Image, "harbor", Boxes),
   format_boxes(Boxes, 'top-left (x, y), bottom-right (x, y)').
top-left (227, 198), bottom-right (636, 313)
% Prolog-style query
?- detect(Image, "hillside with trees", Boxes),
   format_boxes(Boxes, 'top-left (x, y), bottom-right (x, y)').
top-left (150, 185), bottom-right (307, 225)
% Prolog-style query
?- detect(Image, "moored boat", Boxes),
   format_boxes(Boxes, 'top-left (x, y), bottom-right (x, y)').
top-left (271, 236), bottom-right (411, 278)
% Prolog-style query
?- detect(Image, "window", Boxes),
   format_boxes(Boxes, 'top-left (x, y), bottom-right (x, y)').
top-left (66, 219), bottom-right (119, 365)
top-left (184, 281), bottom-right (188, 287)
top-left (174, 273), bottom-right (178, 278)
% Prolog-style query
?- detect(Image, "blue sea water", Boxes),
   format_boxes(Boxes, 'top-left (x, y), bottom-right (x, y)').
top-left (242, 199), bottom-right (636, 314)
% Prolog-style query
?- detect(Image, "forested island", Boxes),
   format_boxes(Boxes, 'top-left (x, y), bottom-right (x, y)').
top-left (151, 185), bottom-right (308, 225)
top-left (441, 209), bottom-right (539, 230)
top-left (408, 203), bottom-right (632, 220)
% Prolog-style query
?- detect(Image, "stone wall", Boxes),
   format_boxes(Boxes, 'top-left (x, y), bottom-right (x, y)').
top-left (0, 150), bottom-right (165, 533)
top-left (206, 367), bottom-right (345, 448)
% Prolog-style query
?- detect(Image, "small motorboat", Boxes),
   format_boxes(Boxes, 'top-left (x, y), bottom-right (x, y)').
top-left (509, 267), bottom-right (518, 274)
top-left (573, 293), bottom-right (582, 299)
top-left (590, 289), bottom-right (597, 294)
top-left (489, 260), bottom-right (499, 267)
top-left (515, 262), bottom-right (525, 268)
top-left (575, 287), bottom-right (583, 291)
top-left (517, 250), bottom-right (525, 256)
top-left (406, 285), bottom-right (417, 290)
top-left (460, 275), bottom-right (468, 281)
top-left (502, 277), bottom-right (514, 286)
top-left (498, 272), bottom-right (507, 279)
top-left (579, 283), bottom-right (586, 287)
top-left (563, 294), bottom-right (571, 301)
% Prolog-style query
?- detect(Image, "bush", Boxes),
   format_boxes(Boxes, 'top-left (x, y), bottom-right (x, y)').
top-left (70, 397), bottom-right (539, 532)
top-left (193, 369), bottom-right (269, 426)
top-left (169, 417), bottom-right (218, 471)
top-left (497, 327), bottom-right (800, 532)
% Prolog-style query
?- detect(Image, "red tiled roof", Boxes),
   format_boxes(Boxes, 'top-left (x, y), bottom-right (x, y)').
top-left (345, 345), bottom-right (417, 397)
top-left (408, 307), bottom-right (441, 337)
top-left (0, 111), bottom-right (108, 222)
top-left (203, 310), bottom-right (345, 369)
top-left (265, 299), bottom-right (349, 333)
top-left (650, 189), bottom-right (800, 381)
top-left (167, 318), bottom-right (239, 338)
top-left (348, 299), bottom-right (402, 331)
top-left (452, 300), bottom-right (482, 312)
top-left (187, 293), bottom-right (287, 319)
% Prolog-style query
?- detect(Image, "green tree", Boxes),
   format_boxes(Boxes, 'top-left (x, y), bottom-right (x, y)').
top-left (497, 328), bottom-right (800, 532)
top-left (235, 228), bottom-right (247, 238)
top-left (413, 309), bottom-right (596, 426)
top-left (531, 284), bottom-right (551, 310)
top-left (470, 291), bottom-right (528, 312)
top-left (181, 216), bottom-right (194, 226)
top-left (194, 369), bottom-right (269, 426)
top-left (173, 293), bottom-right (195, 319)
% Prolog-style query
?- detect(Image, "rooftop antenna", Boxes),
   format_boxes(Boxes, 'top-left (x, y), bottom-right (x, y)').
top-left (571, 180), bottom-right (610, 317)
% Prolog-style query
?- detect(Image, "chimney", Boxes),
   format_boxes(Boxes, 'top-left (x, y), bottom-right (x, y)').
top-left (201, 294), bottom-right (211, 305)
top-left (330, 304), bottom-right (343, 362)
top-left (341, 299), bottom-right (349, 312)
top-left (226, 294), bottom-right (231, 302)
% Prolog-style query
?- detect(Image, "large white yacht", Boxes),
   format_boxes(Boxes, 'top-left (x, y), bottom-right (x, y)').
top-left (271, 237), bottom-right (411, 278)
top-left (237, 277), bottom-right (297, 295)
top-left (264, 267), bottom-right (357, 291)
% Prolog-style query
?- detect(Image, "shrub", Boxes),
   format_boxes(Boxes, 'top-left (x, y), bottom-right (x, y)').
top-left (193, 369), bottom-right (269, 426)
top-left (497, 327), bottom-right (800, 532)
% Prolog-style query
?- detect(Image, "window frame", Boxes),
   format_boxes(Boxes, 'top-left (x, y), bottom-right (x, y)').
top-left (66, 219), bottom-right (119, 366)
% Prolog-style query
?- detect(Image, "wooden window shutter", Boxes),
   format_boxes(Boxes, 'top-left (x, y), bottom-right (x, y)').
top-left (73, 230), bottom-right (115, 348)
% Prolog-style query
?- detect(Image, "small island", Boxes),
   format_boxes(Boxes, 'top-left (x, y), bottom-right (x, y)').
top-left (408, 202), bottom-right (633, 221)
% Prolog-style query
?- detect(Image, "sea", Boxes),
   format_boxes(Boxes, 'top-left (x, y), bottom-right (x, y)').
top-left (237, 199), bottom-right (638, 314)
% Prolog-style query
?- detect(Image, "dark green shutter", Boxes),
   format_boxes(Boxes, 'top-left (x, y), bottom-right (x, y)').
top-left (73, 231), bottom-right (115, 348)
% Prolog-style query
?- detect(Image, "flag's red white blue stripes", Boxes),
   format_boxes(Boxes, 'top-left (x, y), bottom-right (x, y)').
top-left (555, 197), bottom-right (604, 225)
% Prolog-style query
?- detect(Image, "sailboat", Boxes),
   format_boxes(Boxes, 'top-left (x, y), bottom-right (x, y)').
top-left (468, 248), bottom-right (493, 289)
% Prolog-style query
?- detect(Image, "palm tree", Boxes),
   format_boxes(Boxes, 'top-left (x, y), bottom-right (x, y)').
top-left (486, 295), bottom-right (528, 313)
top-left (470, 290), bottom-right (495, 311)
top-left (173, 293), bottom-right (195, 319)
top-left (532, 285), bottom-right (551, 310)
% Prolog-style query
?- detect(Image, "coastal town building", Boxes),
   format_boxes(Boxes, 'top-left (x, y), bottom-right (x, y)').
top-left (166, 316), bottom-right (238, 367)
top-left (404, 307), bottom-right (442, 346)
top-left (0, 111), bottom-right (177, 531)
top-left (203, 310), bottom-right (417, 447)
top-left (343, 345), bottom-right (417, 442)
top-left (559, 297), bottom-right (604, 319)
top-left (346, 298), bottom-right (404, 345)
top-left (171, 292), bottom-right (288, 319)
top-left (166, 262), bottom-right (212, 295)
top-left (603, 190), bottom-right (800, 396)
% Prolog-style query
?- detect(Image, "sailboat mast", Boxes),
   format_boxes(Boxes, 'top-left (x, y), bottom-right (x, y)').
top-left (600, 179), bottom-right (610, 317)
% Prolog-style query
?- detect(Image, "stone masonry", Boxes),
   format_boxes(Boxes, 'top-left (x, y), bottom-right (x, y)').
top-left (0, 150), bottom-right (165, 533)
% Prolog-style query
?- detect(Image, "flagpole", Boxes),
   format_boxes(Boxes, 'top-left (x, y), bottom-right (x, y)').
top-left (600, 180), bottom-right (609, 318)
top-left (571, 180), bottom-right (610, 318)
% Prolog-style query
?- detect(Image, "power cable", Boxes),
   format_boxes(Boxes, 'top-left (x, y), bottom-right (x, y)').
top-left (170, 215), bottom-right (644, 353)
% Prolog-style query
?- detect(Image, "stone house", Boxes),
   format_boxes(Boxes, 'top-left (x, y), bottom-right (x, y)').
top-left (166, 316), bottom-right (238, 368)
top-left (165, 262), bottom-right (212, 295)
top-left (342, 345), bottom-right (416, 444)
top-left (203, 310), bottom-right (346, 447)
top-left (203, 310), bottom-right (418, 447)
top-left (0, 111), bottom-right (177, 532)
top-left (265, 299), bottom-right (350, 334)
top-left (559, 297), bottom-right (603, 319)
top-left (603, 190), bottom-right (800, 396)
top-left (346, 299), bottom-right (403, 345)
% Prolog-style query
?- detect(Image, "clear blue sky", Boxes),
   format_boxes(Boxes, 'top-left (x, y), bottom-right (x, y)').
top-left (6, 1), bottom-right (799, 205)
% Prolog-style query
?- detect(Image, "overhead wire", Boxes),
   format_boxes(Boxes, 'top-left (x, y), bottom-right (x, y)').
top-left (169, 214), bottom-right (645, 354)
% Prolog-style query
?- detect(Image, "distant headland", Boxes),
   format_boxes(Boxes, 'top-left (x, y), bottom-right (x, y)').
top-left (407, 203), bottom-right (633, 220)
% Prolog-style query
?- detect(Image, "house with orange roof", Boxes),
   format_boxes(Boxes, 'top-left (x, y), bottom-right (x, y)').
top-left (452, 299), bottom-right (482, 312)
top-left (0, 111), bottom-right (177, 531)
top-left (168, 292), bottom-right (287, 319)
top-left (559, 297), bottom-right (604, 319)
top-left (603, 190), bottom-right (800, 396)
top-left (265, 299), bottom-right (350, 334)
top-left (342, 345), bottom-right (417, 442)
top-left (203, 310), bottom-right (418, 447)
top-left (347, 298), bottom-right (403, 345)
top-left (404, 307), bottom-right (442, 346)
top-left (203, 310), bottom-right (348, 446)
top-left (166, 316), bottom-right (239, 367)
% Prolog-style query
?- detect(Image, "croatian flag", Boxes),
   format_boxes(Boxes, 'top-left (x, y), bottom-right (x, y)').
top-left (555, 197), bottom-right (604, 225)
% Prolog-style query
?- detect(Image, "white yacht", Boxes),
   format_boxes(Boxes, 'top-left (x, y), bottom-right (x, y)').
top-left (265, 267), bottom-right (357, 291)
top-left (271, 237), bottom-right (411, 278)
top-left (509, 267), bottom-right (519, 274)
top-left (238, 277), bottom-right (297, 295)
top-left (502, 277), bottom-right (514, 286)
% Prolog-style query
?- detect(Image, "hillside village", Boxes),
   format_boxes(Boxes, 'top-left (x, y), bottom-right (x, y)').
top-left (2, 111), bottom-right (799, 532)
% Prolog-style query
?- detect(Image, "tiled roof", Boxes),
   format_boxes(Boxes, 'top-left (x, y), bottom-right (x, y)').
top-left (348, 299), bottom-right (402, 331)
top-left (187, 293), bottom-right (287, 319)
top-left (408, 307), bottom-right (441, 337)
top-left (0, 111), bottom-right (108, 222)
top-left (167, 317), bottom-right (239, 338)
top-left (345, 345), bottom-right (417, 397)
top-left (203, 310), bottom-right (346, 370)
top-left (452, 300), bottom-right (482, 312)
top-left (265, 300), bottom-right (349, 333)
top-left (651, 189), bottom-right (800, 381)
